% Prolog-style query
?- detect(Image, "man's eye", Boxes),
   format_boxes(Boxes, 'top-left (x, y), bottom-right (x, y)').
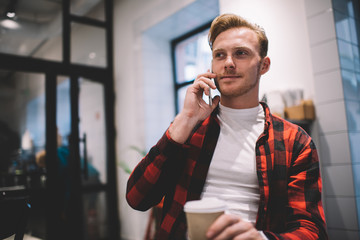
top-left (214, 52), bottom-right (225, 58)
top-left (235, 50), bottom-right (247, 56)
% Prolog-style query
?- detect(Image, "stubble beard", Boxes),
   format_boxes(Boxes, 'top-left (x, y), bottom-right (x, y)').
top-left (215, 64), bottom-right (262, 98)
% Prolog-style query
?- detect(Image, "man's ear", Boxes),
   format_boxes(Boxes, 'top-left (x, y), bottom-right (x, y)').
top-left (260, 56), bottom-right (270, 75)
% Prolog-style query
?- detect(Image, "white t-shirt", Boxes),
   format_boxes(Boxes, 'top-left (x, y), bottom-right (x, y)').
top-left (201, 103), bottom-right (265, 223)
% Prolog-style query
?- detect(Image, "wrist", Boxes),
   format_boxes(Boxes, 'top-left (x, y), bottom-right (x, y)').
top-left (168, 113), bottom-right (199, 144)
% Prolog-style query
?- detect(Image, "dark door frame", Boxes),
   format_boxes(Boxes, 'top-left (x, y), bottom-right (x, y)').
top-left (0, 0), bottom-right (119, 239)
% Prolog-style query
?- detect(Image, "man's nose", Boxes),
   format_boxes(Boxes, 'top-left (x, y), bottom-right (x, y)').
top-left (224, 56), bottom-right (235, 69)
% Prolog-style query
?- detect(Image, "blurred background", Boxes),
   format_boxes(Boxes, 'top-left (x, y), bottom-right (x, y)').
top-left (0, 0), bottom-right (359, 239)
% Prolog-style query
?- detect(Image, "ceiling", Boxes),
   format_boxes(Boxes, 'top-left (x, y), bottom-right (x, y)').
top-left (0, 0), bottom-right (101, 57)
top-left (0, 0), bottom-right (62, 23)
top-left (0, 0), bottom-right (102, 90)
top-left (0, 0), bottom-right (60, 57)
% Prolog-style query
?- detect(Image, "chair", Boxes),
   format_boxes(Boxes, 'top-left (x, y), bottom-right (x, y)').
top-left (0, 186), bottom-right (31, 240)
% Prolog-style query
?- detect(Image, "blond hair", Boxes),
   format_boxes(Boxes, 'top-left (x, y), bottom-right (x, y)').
top-left (208, 14), bottom-right (268, 58)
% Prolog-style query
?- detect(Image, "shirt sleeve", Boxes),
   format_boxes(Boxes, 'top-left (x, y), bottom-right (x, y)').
top-left (126, 128), bottom-right (189, 211)
top-left (263, 131), bottom-right (328, 240)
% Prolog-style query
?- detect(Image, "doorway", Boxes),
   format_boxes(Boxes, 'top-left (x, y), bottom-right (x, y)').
top-left (0, 0), bottom-right (119, 239)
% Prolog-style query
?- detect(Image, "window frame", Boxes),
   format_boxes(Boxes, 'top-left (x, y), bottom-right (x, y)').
top-left (171, 21), bottom-right (212, 114)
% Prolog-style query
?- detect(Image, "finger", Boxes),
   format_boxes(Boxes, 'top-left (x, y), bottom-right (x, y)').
top-left (195, 75), bottom-right (216, 87)
top-left (211, 95), bottom-right (220, 110)
top-left (196, 74), bottom-right (217, 89)
top-left (233, 227), bottom-right (261, 240)
top-left (193, 80), bottom-right (213, 96)
top-left (197, 72), bottom-right (216, 80)
top-left (212, 220), bottom-right (253, 240)
top-left (207, 214), bottom-right (239, 239)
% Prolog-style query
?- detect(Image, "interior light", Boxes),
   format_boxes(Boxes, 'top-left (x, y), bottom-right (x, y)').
top-left (0, 19), bottom-right (20, 29)
top-left (6, 11), bottom-right (16, 19)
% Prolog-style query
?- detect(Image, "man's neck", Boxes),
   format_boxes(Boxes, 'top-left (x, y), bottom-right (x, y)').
top-left (220, 95), bottom-right (259, 109)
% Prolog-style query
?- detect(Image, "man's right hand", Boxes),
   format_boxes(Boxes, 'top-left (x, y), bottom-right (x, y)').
top-left (169, 71), bottom-right (220, 144)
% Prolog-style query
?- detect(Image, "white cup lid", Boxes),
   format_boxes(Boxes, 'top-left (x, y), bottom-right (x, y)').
top-left (184, 198), bottom-right (226, 213)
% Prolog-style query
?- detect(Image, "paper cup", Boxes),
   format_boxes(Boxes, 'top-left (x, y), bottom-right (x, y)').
top-left (184, 198), bottom-right (226, 240)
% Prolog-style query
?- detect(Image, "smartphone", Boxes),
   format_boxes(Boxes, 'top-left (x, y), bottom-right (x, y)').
top-left (209, 67), bottom-right (213, 106)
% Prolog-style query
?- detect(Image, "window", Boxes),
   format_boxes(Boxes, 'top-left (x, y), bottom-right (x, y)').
top-left (172, 23), bottom-right (218, 113)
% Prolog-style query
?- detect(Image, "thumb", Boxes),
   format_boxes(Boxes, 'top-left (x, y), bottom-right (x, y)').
top-left (211, 95), bottom-right (220, 111)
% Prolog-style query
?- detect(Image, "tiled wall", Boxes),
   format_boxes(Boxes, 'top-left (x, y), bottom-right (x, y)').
top-left (305, 0), bottom-right (360, 238)
top-left (333, 0), bottom-right (360, 236)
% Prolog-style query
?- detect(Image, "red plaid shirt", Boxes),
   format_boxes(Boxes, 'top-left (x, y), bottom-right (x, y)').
top-left (126, 102), bottom-right (328, 239)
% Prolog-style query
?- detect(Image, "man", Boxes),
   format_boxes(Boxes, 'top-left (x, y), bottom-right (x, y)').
top-left (127, 14), bottom-right (328, 240)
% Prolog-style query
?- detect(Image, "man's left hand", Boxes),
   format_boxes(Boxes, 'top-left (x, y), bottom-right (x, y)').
top-left (206, 214), bottom-right (264, 240)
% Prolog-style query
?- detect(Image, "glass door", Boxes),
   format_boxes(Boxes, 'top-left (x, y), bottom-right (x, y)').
top-left (55, 75), bottom-right (110, 240)
top-left (0, 0), bottom-right (118, 238)
top-left (78, 77), bottom-right (109, 240)
top-left (0, 72), bottom-right (114, 239)
top-left (0, 70), bottom-right (47, 238)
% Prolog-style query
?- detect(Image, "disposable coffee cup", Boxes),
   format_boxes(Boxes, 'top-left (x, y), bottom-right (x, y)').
top-left (184, 198), bottom-right (226, 240)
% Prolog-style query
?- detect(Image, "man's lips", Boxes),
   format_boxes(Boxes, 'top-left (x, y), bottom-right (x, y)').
top-left (219, 75), bottom-right (241, 80)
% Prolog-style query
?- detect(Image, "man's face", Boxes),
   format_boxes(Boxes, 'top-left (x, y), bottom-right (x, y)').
top-left (211, 27), bottom-right (268, 100)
